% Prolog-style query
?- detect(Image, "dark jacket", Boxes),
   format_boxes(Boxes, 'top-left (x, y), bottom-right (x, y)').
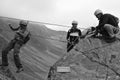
top-left (66, 28), bottom-right (81, 43)
top-left (10, 26), bottom-right (30, 44)
top-left (97, 14), bottom-right (119, 31)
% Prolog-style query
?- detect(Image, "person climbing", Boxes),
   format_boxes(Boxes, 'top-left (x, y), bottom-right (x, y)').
top-left (93, 9), bottom-right (119, 39)
top-left (0, 20), bottom-right (31, 73)
top-left (66, 20), bottom-right (81, 52)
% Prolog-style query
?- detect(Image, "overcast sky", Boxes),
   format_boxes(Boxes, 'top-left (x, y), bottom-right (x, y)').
top-left (0, 0), bottom-right (120, 31)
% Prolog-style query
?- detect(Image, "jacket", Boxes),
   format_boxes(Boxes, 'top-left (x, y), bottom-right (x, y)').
top-left (10, 26), bottom-right (30, 44)
top-left (97, 14), bottom-right (119, 31)
top-left (66, 28), bottom-right (81, 43)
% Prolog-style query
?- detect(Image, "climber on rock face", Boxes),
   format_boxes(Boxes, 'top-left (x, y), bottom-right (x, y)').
top-left (0, 20), bottom-right (31, 73)
top-left (66, 21), bottom-right (82, 52)
top-left (92, 9), bottom-right (119, 39)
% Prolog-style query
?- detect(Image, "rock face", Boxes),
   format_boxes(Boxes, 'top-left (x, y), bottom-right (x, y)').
top-left (0, 67), bottom-right (16, 80)
top-left (47, 36), bottom-right (120, 80)
top-left (0, 17), bottom-right (66, 80)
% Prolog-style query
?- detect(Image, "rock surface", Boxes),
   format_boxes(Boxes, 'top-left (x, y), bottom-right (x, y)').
top-left (48, 36), bottom-right (120, 80)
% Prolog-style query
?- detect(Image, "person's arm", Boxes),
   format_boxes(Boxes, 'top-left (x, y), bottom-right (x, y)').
top-left (9, 24), bottom-right (19, 31)
top-left (97, 15), bottom-right (109, 30)
top-left (23, 32), bottom-right (31, 44)
top-left (66, 30), bottom-right (70, 40)
top-left (78, 29), bottom-right (82, 38)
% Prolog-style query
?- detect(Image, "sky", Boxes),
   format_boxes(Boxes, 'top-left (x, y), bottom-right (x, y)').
top-left (0, 0), bottom-right (120, 31)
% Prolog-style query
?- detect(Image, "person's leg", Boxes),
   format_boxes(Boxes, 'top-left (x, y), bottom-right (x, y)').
top-left (1, 40), bottom-right (15, 66)
top-left (13, 42), bottom-right (23, 71)
top-left (103, 24), bottom-right (116, 38)
top-left (67, 42), bottom-right (74, 52)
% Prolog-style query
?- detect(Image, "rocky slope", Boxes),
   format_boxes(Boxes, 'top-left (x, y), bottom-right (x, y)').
top-left (0, 17), bottom-right (66, 80)
top-left (48, 34), bottom-right (120, 80)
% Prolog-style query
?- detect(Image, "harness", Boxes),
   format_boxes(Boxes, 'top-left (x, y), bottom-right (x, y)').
top-left (69, 29), bottom-right (80, 45)
top-left (14, 29), bottom-right (30, 43)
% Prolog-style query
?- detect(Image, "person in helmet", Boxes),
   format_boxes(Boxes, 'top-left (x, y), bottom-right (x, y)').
top-left (66, 21), bottom-right (81, 52)
top-left (0, 20), bottom-right (31, 73)
top-left (9, 20), bottom-right (28, 31)
top-left (93, 9), bottom-right (119, 39)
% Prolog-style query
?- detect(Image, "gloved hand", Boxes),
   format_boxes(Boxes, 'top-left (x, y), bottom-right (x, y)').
top-left (91, 27), bottom-right (99, 37)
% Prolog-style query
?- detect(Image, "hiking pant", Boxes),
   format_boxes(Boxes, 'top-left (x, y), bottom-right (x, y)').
top-left (2, 39), bottom-right (23, 69)
top-left (67, 42), bottom-right (76, 52)
top-left (102, 24), bottom-right (119, 37)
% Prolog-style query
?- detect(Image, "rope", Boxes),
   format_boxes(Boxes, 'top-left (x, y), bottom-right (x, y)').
top-left (47, 36), bottom-right (81, 80)
top-left (0, 16), bottom-right (86, 30)
top-left (0, 17), bottom-right (120, 79)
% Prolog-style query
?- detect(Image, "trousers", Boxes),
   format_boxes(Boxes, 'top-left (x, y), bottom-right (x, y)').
top-left (101, 24), bottom-right (119, 38)
top-left (2, 39), bottom-right (23, 69)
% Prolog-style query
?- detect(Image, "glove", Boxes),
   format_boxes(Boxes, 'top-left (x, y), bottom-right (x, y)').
top-left (91, 27), bottom-right (99, 37)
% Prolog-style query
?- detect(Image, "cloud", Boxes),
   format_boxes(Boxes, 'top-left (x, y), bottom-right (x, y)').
top-left (0, 0), bottom-right (120, 31)
top-left (0, 0), bottom-right (56, 18)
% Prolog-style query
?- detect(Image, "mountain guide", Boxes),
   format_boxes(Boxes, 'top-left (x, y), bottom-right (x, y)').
top-left (92, 9), bottom-right (119, 40)
top-left (66, 21), bottom-right (81, 52)
top-left (0, 20), bottom-right (31, 73)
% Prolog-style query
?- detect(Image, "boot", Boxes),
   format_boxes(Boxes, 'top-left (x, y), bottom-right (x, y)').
top-left (16, 67), bottom-right (24, 73)
top-left (0, 64), bottom-right (8, 70)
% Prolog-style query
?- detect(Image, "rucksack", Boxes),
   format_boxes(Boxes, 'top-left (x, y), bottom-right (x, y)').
top-left (114, 16), bottom-right (119, 24)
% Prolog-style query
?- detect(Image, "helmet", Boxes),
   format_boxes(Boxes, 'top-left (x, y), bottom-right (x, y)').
top-left (19, 20), bottom-right (28, 26)
top-left (72, 20), bottom-right (78, 25)
top-left (94, 9), bottom-right (103, 16)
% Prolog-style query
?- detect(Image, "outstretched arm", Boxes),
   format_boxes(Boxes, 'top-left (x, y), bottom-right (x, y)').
top-left (9, 24), bottom-right (20, 31)
top-left (66, 30), bottom-right (70, 40)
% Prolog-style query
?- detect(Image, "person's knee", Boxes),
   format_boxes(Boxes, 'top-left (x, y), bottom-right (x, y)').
top-left (104, 24), bottom-right (110, 29)
top-left (104, 24), bottom-right (113, 30)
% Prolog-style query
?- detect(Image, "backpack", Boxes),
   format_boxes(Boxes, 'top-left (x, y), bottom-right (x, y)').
top-left (114, 16), bottom-right (119, 24)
